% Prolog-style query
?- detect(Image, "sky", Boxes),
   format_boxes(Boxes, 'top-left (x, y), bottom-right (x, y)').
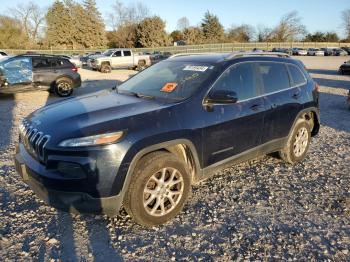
top-left (1, 0), bottom-right (349, 38)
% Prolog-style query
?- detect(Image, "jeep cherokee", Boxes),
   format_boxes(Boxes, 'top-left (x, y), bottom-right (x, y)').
top-left (14, 52), bottom-right (320, 226)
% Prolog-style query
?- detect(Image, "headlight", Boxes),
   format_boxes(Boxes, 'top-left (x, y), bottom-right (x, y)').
top-left (59, 131), bottom-right (124, 147)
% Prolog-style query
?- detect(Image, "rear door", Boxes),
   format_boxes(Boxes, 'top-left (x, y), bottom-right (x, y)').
top-left (32, 57), bottom-right (56, 88)
top-left (202, 62), bottom-right (266, 166)
top-left (122, 50), bottom-right (134, 67)
top-left (259, 62), bottom-right (307, 143)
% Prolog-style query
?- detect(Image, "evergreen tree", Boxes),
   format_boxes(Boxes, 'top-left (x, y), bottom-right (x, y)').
top-left (136, 16), bottom-right (170, 47)
top-left (201, 11), bottom-right (224, 43)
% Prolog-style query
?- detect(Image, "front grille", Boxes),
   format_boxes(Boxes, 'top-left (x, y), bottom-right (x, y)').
top-left (19, 120), bottom-right (50, 162)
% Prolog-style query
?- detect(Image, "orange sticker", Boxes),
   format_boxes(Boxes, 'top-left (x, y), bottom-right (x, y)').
top-left (161, 83), bottom-right (177, 93)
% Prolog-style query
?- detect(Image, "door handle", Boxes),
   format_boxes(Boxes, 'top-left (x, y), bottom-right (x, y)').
top-left (271, 103), bottom-right (278, 109)
top-left (250, 104), bottom-right (263, 111)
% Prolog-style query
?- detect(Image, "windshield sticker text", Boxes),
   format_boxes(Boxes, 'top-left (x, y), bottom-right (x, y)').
top-left (183, 65), bottom-right (208, 72)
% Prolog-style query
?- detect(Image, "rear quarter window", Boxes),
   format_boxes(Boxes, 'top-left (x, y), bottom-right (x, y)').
top-left (287, 64), bottom-right (307, 86)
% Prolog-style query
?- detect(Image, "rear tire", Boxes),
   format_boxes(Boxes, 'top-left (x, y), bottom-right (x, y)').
top-left (100, 63), bottom-right (112, 73)
top-left (55, 78), bottom-right (73, 97)
top-left (123, 151), bottom-right (191, 227)
top-left (279, 119), bottom-right (311, 164)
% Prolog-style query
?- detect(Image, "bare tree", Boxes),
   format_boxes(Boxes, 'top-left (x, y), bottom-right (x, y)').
top-left (271, 11), bottom-right (306, 42)
top-left (10, 1), bottom-right (45, 45)
top-left (256, 25), bottom-right (274, 42)
top-left (177, 17), bottom-right (189, 31)
top-left (227, 24), bottom-right (255, 42)
top-left (342, 9), bottom-right (350, 40)
top-left (108, 0), bottom-right (149, 29)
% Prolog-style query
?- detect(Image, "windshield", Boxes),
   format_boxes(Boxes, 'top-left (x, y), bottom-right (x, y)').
top-left (103, 50), bottom-right (115, 56)
top-left (118, 61), bottom-right (216, 101)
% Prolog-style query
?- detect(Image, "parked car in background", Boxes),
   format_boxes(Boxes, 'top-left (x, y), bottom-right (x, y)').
top-left (0, 54), bottom-right (81, 97)
top-left (88, 49), bottom-right (151, 73)
top-left (307, 48), bottom-right (324, 56)
top-left (80, 51), bottom-right (102, 66)
top-left (14, 52), bottom-right (320, 226)
top-left (68, 55), bottom-right (83, 68)
top-left (252, 48), bottom-right (264, 52)
top-left (339, 60), bottom-right (350, 75)
top-left (292, 48), bottom-right (307, 56)
top-left (272, 48), bottom-right (290, 54)
top-left (333, 48), bottom-right (348, 56)
top-left (0, 50), bottom-right (8, 59)
top-left (320, 48), bottom-right (334, 56)
top-left (341, 47), bottom-right (350, 55)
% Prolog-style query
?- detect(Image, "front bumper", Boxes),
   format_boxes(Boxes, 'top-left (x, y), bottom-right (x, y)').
top-left (14, 147), bottom-right (123, 216)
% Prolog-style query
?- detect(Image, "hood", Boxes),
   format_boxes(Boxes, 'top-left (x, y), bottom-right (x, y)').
top-left (27, 90), bottom-right (172, 145)
top-left (90, 54), bottom-right (107, 60)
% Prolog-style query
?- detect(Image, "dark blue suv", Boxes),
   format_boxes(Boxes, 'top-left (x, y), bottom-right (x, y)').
top-left (14, 52), bottom-right (320, 226)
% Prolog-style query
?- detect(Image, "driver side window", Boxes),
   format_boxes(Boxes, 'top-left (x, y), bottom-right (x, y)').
top-left (113, 51), bottom-right (122, 57)
top-left (211, 62), bottom-right (258, 101)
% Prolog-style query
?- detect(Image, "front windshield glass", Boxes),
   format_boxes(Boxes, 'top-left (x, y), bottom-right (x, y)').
top-left (118, 61), bottom-right (216, 101)
top-left (103, 50), bottom-right (115, 56)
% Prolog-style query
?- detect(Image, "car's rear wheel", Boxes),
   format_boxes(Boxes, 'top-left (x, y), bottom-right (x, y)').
top-left (123, 151), bottom-right (191, 227)
top-left (55, 78), bottom-right (73, 97)
top-left (279, 119), bottom-right (311, 164)
top-left (137, 60), bottom-right (147, 71)
top-left (100, 63), bottom-right (112, 73)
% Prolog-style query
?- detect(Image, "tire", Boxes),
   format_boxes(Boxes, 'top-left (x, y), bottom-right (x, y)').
top-left (55, 78), bottom-right (73, 97)
top-left (278, 119), bottom-right (311, 164)
top-left (137, 60), bottom-right (146, 71)
top-left (123, 151), bottom-right (191, 227)
top-left (100, 63), bottom-right (112, 73)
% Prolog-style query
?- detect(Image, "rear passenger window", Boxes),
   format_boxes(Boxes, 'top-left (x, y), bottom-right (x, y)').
top-left (123, 51), bottom-right (131, 56)
top-left (287, 64), bottom-right (306, 86)
top-left (211, 62), bottom-right (257, 101)
top-left (49, 59), bottom-right (64, 68)
top-left (258, 62), bottom-right (290, 94)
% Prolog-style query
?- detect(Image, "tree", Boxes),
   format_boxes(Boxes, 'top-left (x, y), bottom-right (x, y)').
top-left (177, 17), bottom-right (189, 31)
top-left (170, 30), bottom-right (184, 42)
top-left (106, 23), bottom-right (137, 48)
top-left (108, 0), bottom-right (149, 29)
top-left (183, 27), bottom-right (204, 45)
top-left (342, 9), bottom-right (350, 40)
top-left (304, 31), bottom-right (339, 42)
top-left (10, 1), bottom-right (45, 46)
top-left (227, 24), bottom-right (255, 42)
top-left (136, 16), bottom-right (170, 47)
top-left (201, 11), bottom-right (224, 43)
top-left (256, 25), bottom-right (274, 42)
top-left (271, 11), bottom-right (306, 42)
top-left (0, 16), bottom-right (26, 48)
top-left (82, 0), bottom-right (106, 47)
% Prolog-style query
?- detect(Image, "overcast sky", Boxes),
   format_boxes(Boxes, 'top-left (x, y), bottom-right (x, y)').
top-left (1, 0), bottom-right (349, 38)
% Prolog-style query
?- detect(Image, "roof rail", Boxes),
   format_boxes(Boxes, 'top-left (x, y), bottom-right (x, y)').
top-left (226, 51), bottom-right (290, 60)
top-left (169, 52), bottom-right (221, 59)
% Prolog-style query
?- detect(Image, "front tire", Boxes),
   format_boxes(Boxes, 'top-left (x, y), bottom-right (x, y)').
top-left (279, 119), bottom-right (311, 164)
top-left (123, 151), bottom-right (191, 227)
top-left (100, 63), bottom-right (112, 73)
top-left (55, 78), bottom-right (73, 97)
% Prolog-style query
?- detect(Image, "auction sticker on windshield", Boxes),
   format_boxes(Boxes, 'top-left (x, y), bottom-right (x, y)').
top-left (183, 65), bottom-right (208, 72)
top-left (161, 83), bottom-right (178, 93)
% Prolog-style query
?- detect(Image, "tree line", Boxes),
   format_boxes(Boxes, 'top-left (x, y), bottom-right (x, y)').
top-left (0, 0), bottom-right (350, 50)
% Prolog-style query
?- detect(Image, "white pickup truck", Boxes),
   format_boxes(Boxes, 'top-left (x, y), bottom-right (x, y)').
top-left (88, 49), bottom-right (151, 73)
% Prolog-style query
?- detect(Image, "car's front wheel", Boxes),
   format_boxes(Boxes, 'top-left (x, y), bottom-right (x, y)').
top-left (124, 151), bottom-right (191, 227)
top-left (100, 63), bottom-right (112, 73)
top-left (279, 119), bottom-right (311, 164)
top-left (55, 78), bottom-right (73, 97)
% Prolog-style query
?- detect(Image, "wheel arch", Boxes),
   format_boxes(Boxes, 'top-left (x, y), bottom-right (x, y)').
top-left (290, 107), bottom-right (320, 137)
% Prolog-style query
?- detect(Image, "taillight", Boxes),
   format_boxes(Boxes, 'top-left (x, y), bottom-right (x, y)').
top-left (72, 67), bottom-right (78, 72)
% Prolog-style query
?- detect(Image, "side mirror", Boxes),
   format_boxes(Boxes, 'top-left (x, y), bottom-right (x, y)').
top-left (205, 90), bottom-right (238, 104)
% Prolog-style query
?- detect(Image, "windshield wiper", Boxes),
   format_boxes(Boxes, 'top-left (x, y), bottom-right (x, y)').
top-left (117, 89), bottom-right (155, 99)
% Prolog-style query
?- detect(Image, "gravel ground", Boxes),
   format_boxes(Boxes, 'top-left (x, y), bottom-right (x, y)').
top-left (0, 57), bottom-right (349, 261)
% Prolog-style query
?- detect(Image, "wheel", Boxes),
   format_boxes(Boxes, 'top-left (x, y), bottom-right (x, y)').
top-left (123, 151), bottom-right (191, 227)
top-left (137, 60), bottom-right (146, 71)
top-left (100, 63), bottom-right (112, 73)
top-left (55, 78), bottom-right (73, 97)
top-left (278, 119), bottom-right (311, 164)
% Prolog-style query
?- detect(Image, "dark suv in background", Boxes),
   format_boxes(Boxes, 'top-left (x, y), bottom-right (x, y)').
top-left (0, 54), bottom-right (81, 97)
top-left (15, 52), bottom-right (320, 226)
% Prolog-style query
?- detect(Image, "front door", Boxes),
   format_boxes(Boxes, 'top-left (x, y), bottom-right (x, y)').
top-left (0, 56), bottom-right (33, 93)
top-left (202, 62), bottom-right (266, 167)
